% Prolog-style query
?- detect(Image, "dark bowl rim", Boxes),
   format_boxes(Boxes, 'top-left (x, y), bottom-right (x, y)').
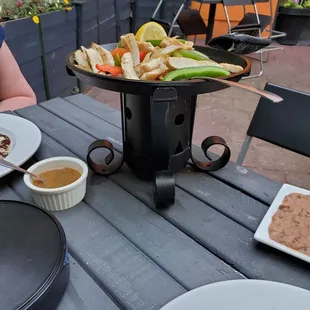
top-left (0, 200), bottom-right (68, 310)
top-left (66, 44), bottom-right (251, 87)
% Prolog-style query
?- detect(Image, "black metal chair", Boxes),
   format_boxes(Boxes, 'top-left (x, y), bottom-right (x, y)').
top-left (222, 0), bottom-right (286, 78)
top-left (151, 0), bottom-right (189, 36)
top-left (176, 8), bottom-right (208, 37)
top-left (223, 0), bottom-right (269, 36)
top-left (237, 83), bottom-right (310, 165)
top-left (151, 0), bottom-right (208, 41)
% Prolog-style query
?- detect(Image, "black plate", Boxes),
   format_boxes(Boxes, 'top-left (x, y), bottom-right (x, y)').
top-left (66, 43), bottom-right (251, 96)
top-left (0, 201), bottom-right (69, 310)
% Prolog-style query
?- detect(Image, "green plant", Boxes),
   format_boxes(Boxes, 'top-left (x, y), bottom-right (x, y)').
top-left (303, 0), bottom-right (310, 8)
top-left (283, 0), bottom-right (303, 8)
top-left (282, 0), bottom-right (310, 8)
top-left (0, 0), bottom-right (72, 21)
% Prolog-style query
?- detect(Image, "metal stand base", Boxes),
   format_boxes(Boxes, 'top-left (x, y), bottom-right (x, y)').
top-left (153, 171), bottom-right (175, 208)
top-left (86, 91), bottom-right (232, 209)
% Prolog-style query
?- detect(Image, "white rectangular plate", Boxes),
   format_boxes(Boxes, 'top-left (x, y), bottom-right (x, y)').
top-left (254, 183), bottom-right (310, 264)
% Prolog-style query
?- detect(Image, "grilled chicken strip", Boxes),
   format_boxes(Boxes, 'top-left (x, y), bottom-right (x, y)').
top-left (220, 63), bottom-right (243, 74)
top-left (140, 52), bottom-right (152, 65)
top-left (138, 41), bottom-right (155, 53)
top-left (91, 42), bottom-right (114, 66)
top-left (81, 46), bottom-right (103, 73)
top-left (121, 52), bottom-right (139, 80)
top-left (135, 52), bottom-right (154, 77)
top-left (151, 45), bottom-right (183, 59)
top-left (140, 64), bottom-right (168, 80)
top-left (74, 49), bottom-right (91, 71)
top-left (166, 57), bottom-right (222, 70)
top-left (184, 40), bottom-right (194, 48)
top-left (160, 37), bottom-right (193, 50)
top-left (139, 58), bottom-right (164, 73)
top-left (121, 33), bottom-right (140, 66)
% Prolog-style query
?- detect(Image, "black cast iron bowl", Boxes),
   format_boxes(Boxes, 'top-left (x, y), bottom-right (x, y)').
top-left (66, 43), bottom-right (251, 96)
top-left (0, 200), bottom-right (69, 310)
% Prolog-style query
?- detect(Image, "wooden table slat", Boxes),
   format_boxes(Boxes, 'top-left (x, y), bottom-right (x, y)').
top-left (15, 105), bottom-right (93, 159)
top-left (8, 170), bottom-right (185, 310)
top-left (175, 168), bottom-right (268, 232)
top-left (43, 98), bottom-right (123, 151)
top-left (191, 145), bottom-right (282, 205)
top-left (0, 181), bottom-right (20, 201)
top-left (40, 99), bottom-right (268, 231)
top-left (57, 255), bottom-right (121, 310)
top-left (17, 109), bottom-right (245, 290)
top-left (15, 103), bottom-right (310, 291)
top-left (83, 176), bottom-right (245, 288)
top-left (105, 165), bottom-right (310, 289)
top-left (65, 94), bottom-right (122, 128)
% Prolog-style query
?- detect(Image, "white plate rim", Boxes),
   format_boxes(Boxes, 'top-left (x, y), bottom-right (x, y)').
top-left (160, 279), bottom-right (310, 309)
top-left (0, 114), bottom-right (41, 178)
top-left (254, 183), bottom-right (310, 263)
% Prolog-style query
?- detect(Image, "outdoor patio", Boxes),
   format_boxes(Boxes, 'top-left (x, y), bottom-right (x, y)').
top-left (85, 44), bottom-right (310, 189)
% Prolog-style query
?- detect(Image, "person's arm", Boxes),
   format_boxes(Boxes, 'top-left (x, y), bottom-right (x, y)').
top-left (0, 42), bottom-right (36, 111)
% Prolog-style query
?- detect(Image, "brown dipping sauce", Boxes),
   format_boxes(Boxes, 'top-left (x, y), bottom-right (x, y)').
top-left (269, 193), bottom-right (310, 257)
top-left (33, 167), bottom-right (81, 189)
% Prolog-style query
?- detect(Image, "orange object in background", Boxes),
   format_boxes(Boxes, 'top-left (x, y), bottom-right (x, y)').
top-left (190, 0), bottom-right (279, 39)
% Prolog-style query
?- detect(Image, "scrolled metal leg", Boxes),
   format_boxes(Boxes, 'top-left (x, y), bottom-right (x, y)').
top-left (153, 171), bottom-right (175, 208)
top-left (87, 139), bottom-right (124, 176)
top-left (191, 136), bottom-right (231, 171)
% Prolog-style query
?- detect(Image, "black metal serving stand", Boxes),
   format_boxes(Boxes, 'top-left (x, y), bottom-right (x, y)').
top-left (67, 44), bottom-right (251, 208)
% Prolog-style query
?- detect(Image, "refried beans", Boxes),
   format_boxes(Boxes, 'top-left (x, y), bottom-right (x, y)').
top-left (269, 193), bottom-right (310, 256)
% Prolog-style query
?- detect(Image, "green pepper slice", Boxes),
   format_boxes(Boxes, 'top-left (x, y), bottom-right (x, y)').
top-left (162, 66), bottom-right (230, 81)
top-left (179, 49), bottom-right (210, 61)
top-left (146, 39), bottom-right (186, 47)
top-left (172, 50), bottom-right (183, 57)
top-left (146, 39), bottom-right (162, 46)
top-left (114, 53), bottom-right (121, 66)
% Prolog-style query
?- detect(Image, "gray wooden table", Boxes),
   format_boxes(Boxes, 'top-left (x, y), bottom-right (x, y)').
top-left (1, 94), bottom-right (310, 310)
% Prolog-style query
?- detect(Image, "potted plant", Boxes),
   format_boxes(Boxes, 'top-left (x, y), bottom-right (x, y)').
top-left (275, 0), bottom-right (310, 46)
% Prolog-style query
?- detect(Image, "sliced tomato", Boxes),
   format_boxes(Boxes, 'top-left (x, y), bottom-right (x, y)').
top-left (96, 64), bottom-right (122, 76)
top-left (139, 51), bottom-right (147, 62)
top-left (111, 47), bottom-right (128, 58)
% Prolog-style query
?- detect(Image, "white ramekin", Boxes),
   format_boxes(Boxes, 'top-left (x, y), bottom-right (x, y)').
top-left (24, 157), bottom-right (88, 212)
